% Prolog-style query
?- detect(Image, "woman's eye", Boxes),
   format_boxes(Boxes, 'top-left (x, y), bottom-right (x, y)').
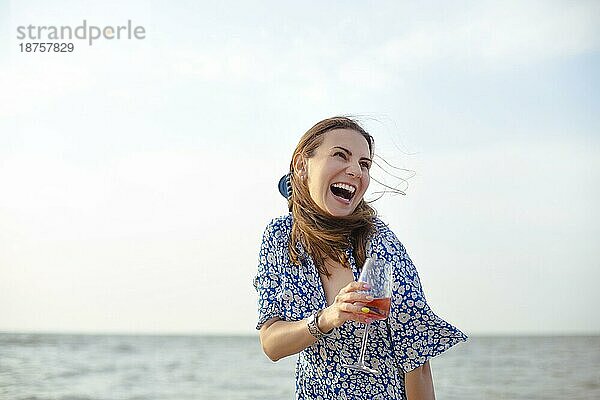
top-left (361, 162), bottom-right (371, 170)
top-left (334, 152), bottom-right (347, 160)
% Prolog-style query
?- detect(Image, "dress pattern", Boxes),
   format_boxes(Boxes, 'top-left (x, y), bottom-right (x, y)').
top-left (254, 214), bottom-right (467, 399)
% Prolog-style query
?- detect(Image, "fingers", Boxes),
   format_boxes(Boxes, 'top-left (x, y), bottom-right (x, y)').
top-left (326, 281), bottom-right (378, 327)
top-left (337, 309), bottom-right (374, 324)
top-left (336, 291), bottom-right (373, 305)
top-left (338, 301), bottom-right (369, 315)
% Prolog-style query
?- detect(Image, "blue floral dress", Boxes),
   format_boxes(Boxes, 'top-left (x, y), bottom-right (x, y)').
top-left (254, 214), bottom-right (467, 399)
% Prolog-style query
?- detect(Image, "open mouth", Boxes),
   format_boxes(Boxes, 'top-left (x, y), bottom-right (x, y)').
top-left (330, 182), bottom-right (356, 202)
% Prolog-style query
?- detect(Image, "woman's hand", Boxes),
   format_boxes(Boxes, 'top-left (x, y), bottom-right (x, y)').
top-left (318, 281), bottom-right (374, 332)
top-left (259, 281), bottom-right (374, 361)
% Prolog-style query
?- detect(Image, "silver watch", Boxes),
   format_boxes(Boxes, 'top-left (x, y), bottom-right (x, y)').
top-left (307, 310), bottom-right (331, 340)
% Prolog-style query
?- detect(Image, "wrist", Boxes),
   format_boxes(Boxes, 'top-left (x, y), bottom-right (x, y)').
top-left (307, 309), bottom-right (334, 340)
top-left (316, 308), bottom-right (334, 334)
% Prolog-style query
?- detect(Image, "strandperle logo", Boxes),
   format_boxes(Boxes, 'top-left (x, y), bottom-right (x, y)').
top-left (16, 20), bottom-right (146, 46)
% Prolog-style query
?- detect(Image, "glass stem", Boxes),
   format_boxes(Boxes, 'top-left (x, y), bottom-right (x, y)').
top-left (357, 323), bottom-right (370, 366)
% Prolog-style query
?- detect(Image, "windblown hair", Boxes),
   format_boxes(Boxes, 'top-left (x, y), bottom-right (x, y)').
top-left (288, 116), bottom-right (376, 277)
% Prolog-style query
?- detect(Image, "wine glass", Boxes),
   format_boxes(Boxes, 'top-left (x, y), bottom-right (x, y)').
top-left (342, 257), bottom-right (393, 375)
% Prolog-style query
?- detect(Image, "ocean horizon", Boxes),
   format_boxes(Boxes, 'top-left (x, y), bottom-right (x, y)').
top-left (1, 332), bottom-right (599, 399)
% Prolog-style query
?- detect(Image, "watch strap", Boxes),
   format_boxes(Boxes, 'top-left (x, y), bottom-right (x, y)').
top-left (307, 310), bottom-right (332, 340)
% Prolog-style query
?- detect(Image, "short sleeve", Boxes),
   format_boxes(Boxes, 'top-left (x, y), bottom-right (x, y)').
top-left (369, 220), bottom-right (468, 372)
top-left (253, 218), bottom-right (285, 330)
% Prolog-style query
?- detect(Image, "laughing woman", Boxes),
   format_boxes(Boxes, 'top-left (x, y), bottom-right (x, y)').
top-left (254, 117), bottom-right (467, 399)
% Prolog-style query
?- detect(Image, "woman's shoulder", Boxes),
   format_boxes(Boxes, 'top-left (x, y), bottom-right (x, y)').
top-left (371, 216), bottom-right (396, 238)
top-left (372, 216), bottom-right (388, 229)
top-left (261, 213), bottom-right (293, 241)
top-left (368, 216), bottom-right (407, 253)
top-left (265, 213), bottom-right (293, 229)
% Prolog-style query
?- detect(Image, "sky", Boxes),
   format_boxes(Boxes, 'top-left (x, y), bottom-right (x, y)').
top-left (0, 0), bottom-right (598, 335)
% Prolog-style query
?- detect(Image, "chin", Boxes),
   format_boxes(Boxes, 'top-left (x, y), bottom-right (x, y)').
top-left (326, 206), bottom-right (356, 218)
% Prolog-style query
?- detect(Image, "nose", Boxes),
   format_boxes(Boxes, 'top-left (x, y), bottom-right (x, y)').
top-left (346, 162), bottom-right (362, 178)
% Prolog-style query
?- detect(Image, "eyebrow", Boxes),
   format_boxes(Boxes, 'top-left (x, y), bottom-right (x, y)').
top-left (331, 146), bottom-right (372, 163)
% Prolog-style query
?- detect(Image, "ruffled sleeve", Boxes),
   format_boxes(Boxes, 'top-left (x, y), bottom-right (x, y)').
top-left (253, 217), bottom-right (287, 330)
top-left (369, 219), bottom-right (468, 372)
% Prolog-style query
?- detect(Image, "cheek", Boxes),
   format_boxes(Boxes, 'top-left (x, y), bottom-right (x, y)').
top-left (362, 175), bottom-right (370, 191)
top-left (306, 177), bottom-right (323, 201)
top-left (308, 167), bottom-right (328, 192)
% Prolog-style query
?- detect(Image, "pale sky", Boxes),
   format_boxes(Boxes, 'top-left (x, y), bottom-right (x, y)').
top-left (0, 0), bottom-right (598, 335)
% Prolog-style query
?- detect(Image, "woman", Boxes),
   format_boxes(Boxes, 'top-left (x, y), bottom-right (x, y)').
top-left (254, 117), bottom-right (466, 399)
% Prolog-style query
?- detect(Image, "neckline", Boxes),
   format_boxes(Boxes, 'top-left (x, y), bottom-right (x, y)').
top-left (310, 246), bottom-right (360, 308)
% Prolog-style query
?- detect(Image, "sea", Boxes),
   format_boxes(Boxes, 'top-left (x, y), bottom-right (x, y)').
top-left (0, 333), bottom-right (599, 400)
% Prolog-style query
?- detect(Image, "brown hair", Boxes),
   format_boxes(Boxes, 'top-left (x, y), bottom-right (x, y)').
top-left (288, 116), bottom-right (376, 277)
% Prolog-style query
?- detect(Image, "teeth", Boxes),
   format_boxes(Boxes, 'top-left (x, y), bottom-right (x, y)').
top-left (332, 183), bottom-right (356, 194)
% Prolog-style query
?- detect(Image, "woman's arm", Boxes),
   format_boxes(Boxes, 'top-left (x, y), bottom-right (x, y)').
top-left (259, 281), bottom-right (372, 361)
top-left (405, 361), bottom-right (435, 400)
top-left (259, 317), bottom-right (317, 362)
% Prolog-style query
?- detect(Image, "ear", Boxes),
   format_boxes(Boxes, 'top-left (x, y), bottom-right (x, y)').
top-left (293, 154), bottom-right (307, 178)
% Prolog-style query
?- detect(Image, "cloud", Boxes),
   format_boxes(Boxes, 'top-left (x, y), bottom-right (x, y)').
top-left (468, 1), bottom-right (599, 63)
top-left (339, 1), bottom-right (600, 88)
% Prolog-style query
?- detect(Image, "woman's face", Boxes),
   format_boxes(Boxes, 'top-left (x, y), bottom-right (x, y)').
top-left (299, 129), bottom-right (372, 217)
